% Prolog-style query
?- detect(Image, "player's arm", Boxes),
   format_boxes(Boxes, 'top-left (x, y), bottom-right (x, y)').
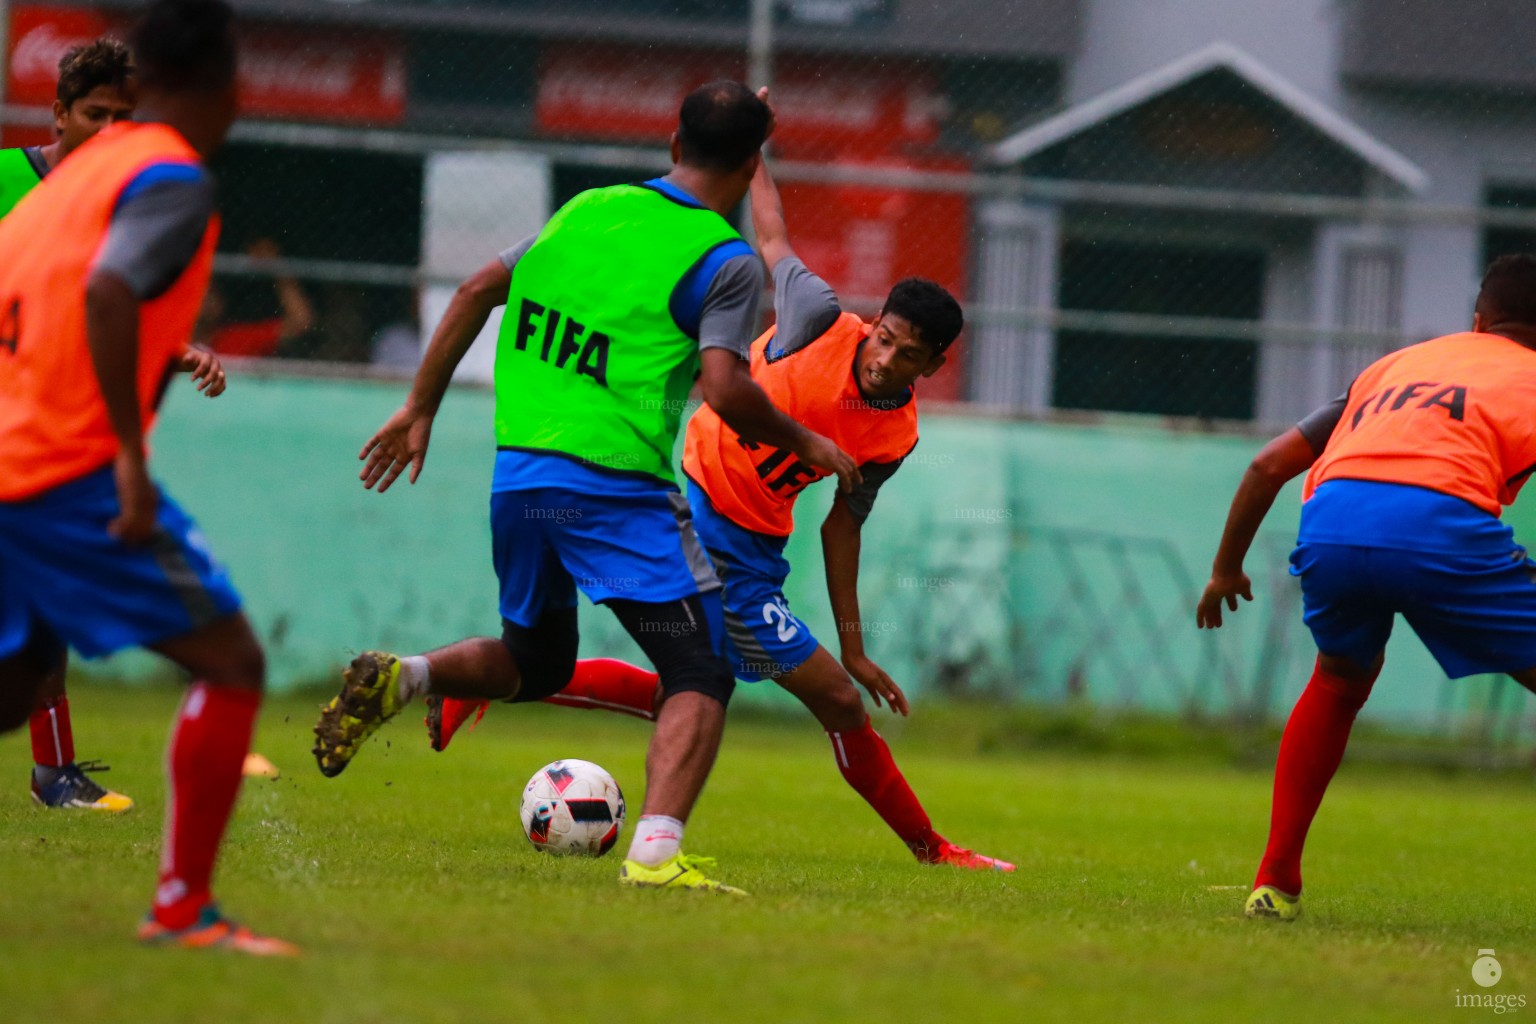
top-left (360, 244), bottom-right (520, 492)
top-left (694, 253), bottom-right (860, 491)
top-left (1196, 395), bottom-right (1344, 628)
top-left (86, 167), bottom-right (218, 542)
top-left (84, 270), bottom-right (155, 541)
top-left (748, 155), bottom-right (796, 273)
top-left (699, 352), bottom-right (860, 493)
top-left (821, 468), bottom-right (910, 715)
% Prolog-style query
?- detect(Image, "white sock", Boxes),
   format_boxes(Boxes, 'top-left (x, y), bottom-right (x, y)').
top-left (396, 656), bottom-right (432, 705)
top-left (626, 815), bottom-right (684, 867)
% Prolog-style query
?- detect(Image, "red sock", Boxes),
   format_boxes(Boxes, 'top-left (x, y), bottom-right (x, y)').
top-left (29, 696), bottom-right (74, 768)
top-left (829, 717), bottom-right (942, 857)
top-left (1255, 659), bottom-right (1377, 896)
top-left (543, 659), bottom-right (660, 721)
top-left (154, 683), bottom-right (261, 929)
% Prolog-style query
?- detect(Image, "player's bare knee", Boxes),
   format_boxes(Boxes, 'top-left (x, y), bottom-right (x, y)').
top-left (211, 640), bottom-right (266, 692)
top-left (795, 676), bottom-right (864, 731)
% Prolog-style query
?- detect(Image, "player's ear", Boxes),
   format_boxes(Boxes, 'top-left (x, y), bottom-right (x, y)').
top-left (52, 99), bottom-right (67, 132)
top-left (1472, 311), bottom-right (1486, 333)
top-left (920, 353), bottom-right (947, 378)
top-left (742, 151), bottom-right (761, 181)
top-left (669, 132), bottom-right (682, 166)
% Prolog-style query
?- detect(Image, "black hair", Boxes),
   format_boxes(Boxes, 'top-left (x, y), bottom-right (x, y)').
top-left (881, 278), bottom-right (964, 355)
top-left (676, 80), bottom-right (770, 172)
top-left (130, 0), bottom-right (236, 93)
top-left (56, 38), bottom-right (133, 109)
top-left (1477, 253), bottom-right (1536, 327)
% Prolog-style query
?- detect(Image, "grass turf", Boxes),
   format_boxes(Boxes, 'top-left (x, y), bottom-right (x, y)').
top-left (1, 681), bottom-right (1533, 1023)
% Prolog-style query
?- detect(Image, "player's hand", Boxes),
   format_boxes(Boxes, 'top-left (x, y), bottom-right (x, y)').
top-left (360, 403), bottom-right (434, 492)
top-left (795, 431), bottom-right (861, 493)
top-left (1196, 570), bottom-right (1253, 629)
top-left (180, 346), bottom-right (226, 397)
top-left (756, 86), bottom-right (777, 140)
top-left (109, 451), bottom-right (158, 544)
top-left (844, 653), bottom-right (909, 716)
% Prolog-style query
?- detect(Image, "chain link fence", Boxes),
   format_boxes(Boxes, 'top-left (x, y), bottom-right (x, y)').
top-left (8, 0), bottom-right (1536, 746)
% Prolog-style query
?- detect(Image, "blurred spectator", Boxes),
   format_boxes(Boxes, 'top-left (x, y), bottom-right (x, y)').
top-left (196, 238), bottom-right (314, 357)
top-left (307, 283), bottom-right (372, 363)
top-left (370, 290), bottom-right (422, 369)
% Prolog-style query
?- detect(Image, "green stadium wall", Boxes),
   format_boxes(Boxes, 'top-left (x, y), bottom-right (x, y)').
top-left (93, 374), bottom-right (1530, 730)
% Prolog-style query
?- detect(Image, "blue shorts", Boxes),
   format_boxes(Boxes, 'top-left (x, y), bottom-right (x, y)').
top-left (1292, 481), bottom-right (1536, 678)
top-left (0, 467), bottom-right (241, 660)
top-left (490, 483), bottom-right (720, 628)
top-left (686, 481), bottom-right (820, 682)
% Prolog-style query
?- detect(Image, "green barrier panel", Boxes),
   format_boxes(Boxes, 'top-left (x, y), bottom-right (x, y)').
top-left (93, 374), bottom-right (1521, 731)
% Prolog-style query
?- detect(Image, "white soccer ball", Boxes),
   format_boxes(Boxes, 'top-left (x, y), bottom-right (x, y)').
top-left (519, 758), bottom-right (626, 857)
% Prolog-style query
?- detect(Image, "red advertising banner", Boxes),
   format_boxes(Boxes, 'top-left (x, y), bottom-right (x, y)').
top-left (535, 43), bottom-right (944, 158)
top-left (6, 4), bottom-right (406, 124)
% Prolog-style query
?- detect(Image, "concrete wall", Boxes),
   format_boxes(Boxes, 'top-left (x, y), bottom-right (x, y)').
top-left (83, 374), bottom-right (1524, 731)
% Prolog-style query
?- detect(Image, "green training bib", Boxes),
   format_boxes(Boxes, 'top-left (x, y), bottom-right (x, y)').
top-left (0, 148), bottom-right (43, 220)
top-left (494, 183), bottom-right (744, 484)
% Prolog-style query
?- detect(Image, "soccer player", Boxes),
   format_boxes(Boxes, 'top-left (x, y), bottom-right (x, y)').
top-left (0, 0), bottom-right (293, 954)
top-left (428, 155), bottom-right (1014, 872)
top-left (1198, 253), bottom-right (1536, 921)
top-left (0, 35), bottom-right (228, 813)
top-left (312, 82), bottom-right (857, 896)
top-left (0, 38), bottom-right (134, 219)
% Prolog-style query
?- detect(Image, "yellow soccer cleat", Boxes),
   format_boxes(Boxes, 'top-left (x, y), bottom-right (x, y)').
top-left (312, 651), bottom-right (404, 778)
top-left (619, 854), bottom-right (749, 896)
top-left (1245, 884), bottom-right (1302, 921)
top-left (31, 761), bottom-right (134, 813)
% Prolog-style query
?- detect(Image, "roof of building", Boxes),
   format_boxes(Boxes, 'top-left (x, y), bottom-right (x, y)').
top-left (989, 42), bottom-right (1428, 194)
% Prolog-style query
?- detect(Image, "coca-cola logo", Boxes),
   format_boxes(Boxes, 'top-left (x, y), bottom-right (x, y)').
top-left (11, 22), bottom-right (100, 84)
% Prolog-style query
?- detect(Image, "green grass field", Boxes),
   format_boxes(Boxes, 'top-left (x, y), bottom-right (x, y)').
top-left (1, 682), bottom-right (1533, 1023)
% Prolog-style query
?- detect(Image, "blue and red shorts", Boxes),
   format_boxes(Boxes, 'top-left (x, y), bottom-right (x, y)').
top-left (0, 465), bottom-right (241, 661)
top-left (686, 479), bottom-right (820, 682)
top-left (1291, 480), bottom-right (1536, 678)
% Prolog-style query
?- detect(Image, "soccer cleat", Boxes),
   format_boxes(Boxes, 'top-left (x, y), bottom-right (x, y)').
top-left (923, 840), bottom-right (1016, 872)
top-left (31, 761), bottom-right (134, 813)
top-left (312, 651), bottom-right (405, 777)
top-left (619, 854), bottom-right (749, 896)
top-left (424, 694), bottom-right (487, 752)
top-left (137, 904), bottom-right (298, 957)
top-left (1245, 884), bottom-right (1302, 921)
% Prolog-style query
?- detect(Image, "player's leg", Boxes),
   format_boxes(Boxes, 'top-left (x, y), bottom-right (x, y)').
top-left (544, 484), bottom-right (744, 892)
top-left (315, 490), bottom-right (568, 774)
top-left (140, 612), bottom-right (277, 942)
top-left (0, 627), bottom-right (60, 734)
top-left (607, 592), bottom-right (743, 894)
top-left (1249, 542), bottom-right (1389, 920)
top-left (20, 639), bottom-right (134, 811)
top-left (0, 468), bottom-right (292, 952)
top-left (774, 646), bottom-right (1014, 871)
top-left (428, 655), bottom-right (660, 753)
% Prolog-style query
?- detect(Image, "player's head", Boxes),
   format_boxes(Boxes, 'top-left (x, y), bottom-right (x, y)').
top-left (854, 278), bottom-right (964, 399)
top-left (1474, 254), bottom-right (1536, 333)
top-left (129, 0), bottom-right (239, 157)
top-left (52, 38), bottom-right (135, 157)
top-left (670, 80), bottom-right (771, 189)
